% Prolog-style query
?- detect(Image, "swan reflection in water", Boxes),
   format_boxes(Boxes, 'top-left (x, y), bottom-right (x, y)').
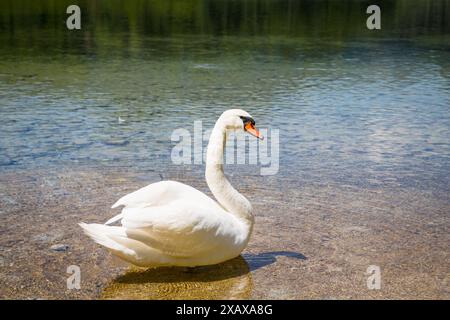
top-left (102, 251), bottom-right (306, 299)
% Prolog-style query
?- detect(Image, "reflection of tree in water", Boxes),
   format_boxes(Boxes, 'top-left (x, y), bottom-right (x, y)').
top-left (102, 256), bottom-right (252, 299)
top-left (2, 1), bottom-right (448, 60)
top-left (1, 1), bottom-right (448, 43)
top-left (102, 251), bottom-right (306, 299)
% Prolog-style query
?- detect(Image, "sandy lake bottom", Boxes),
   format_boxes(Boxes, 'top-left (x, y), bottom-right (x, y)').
top-left (0, 166), bottom-right (448, 299)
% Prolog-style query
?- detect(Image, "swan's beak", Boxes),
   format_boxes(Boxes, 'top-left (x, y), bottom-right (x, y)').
top-left (245, 122), bottom-right (264, 140)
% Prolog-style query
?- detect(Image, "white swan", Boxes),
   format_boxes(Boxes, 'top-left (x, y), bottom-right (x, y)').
top-left (79, 109), bottom-right (263, 267)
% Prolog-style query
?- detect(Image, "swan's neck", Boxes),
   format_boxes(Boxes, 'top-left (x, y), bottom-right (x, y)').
top-left (205, 120), bottom-right (254, 226)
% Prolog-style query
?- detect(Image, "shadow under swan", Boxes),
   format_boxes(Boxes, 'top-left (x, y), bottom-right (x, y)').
top-left (102, 251), bottom-right (306, 299)
top-left (243, 251), bottom-right (307, 271)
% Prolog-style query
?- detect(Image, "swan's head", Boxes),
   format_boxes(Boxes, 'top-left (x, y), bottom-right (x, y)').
top-left (219, 109), bottom-right (264, 140)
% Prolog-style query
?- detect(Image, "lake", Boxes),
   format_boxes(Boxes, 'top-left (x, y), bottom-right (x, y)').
top-left (0, 0), bottom-right (449, 299)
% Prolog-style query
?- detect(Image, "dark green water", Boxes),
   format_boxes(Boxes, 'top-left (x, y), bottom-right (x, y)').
top-left (0, 0), bottom-right (449, 192)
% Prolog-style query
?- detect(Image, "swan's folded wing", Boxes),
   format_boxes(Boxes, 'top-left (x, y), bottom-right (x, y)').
top-left (111, 180), bottom-right (218, 209)
top-left (106, 180), bottom-right (220, 225)
top-left (120, 200), bottom-right (241, 258)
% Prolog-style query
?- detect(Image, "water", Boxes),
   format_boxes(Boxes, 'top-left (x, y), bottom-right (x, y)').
top-left (0, 0), bottom-right (449, 299)
top-left (1, 37), bottom-right (449, 191)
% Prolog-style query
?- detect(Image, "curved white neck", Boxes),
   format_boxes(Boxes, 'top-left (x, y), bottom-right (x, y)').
top-left (205, 118), bottom-right (254, 226)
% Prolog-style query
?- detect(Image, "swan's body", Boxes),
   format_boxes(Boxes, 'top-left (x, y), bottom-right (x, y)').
top-left (80, 109), bottom-right (263, 267)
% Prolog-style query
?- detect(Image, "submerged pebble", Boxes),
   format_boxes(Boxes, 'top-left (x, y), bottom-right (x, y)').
top-left (50, 244), bottom-right (69, 252)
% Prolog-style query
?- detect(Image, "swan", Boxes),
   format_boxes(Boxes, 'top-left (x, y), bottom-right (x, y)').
top-left (79, 109), bottom-right (264, 267)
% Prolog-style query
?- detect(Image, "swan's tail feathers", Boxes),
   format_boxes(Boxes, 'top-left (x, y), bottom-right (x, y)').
top-left (78, 223), bottom-right (173, 267)
top-left (78, 223), bottom-right (135, 256)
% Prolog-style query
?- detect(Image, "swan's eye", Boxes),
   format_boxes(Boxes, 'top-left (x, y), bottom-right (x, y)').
top-left (239, 116), bottom-right (255, 126)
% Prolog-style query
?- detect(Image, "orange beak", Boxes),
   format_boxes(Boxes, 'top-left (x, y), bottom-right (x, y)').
top-left (245, 122), bottom-right (264, 140)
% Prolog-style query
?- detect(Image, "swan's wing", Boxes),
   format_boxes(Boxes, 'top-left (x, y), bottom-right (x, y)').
top-left (111, 180), bottom-right (215, 209)
top-left (106, 180), bottom-right (220, 225)
top-left (120, 200), bottom-right (242, 258)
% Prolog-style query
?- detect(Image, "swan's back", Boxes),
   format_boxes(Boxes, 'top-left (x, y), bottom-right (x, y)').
top-left (111, 180), bottom-right (218, 209)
